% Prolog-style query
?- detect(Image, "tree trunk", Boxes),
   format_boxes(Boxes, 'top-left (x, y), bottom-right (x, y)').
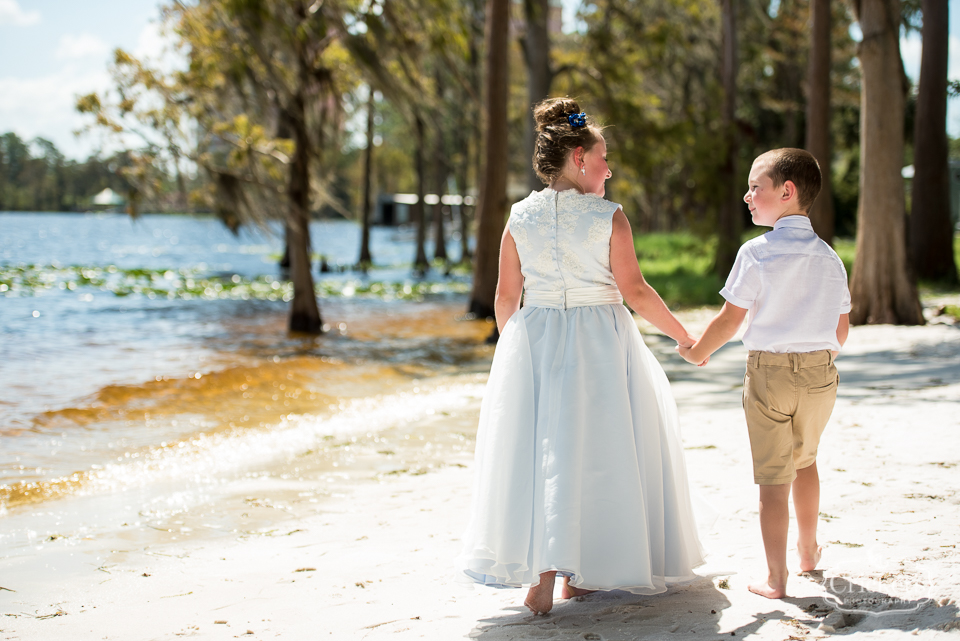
top-left (461, 3), bottom-right (483, 265)
top-left (849, 0), bottom-right (923, 325)
top-left (522, 0), bottom-right (553, 192)
top-left (432, 184), bottom-right (448, 263)
top-left (469, 0), bottom-right (510, 319)
top-left (714, 0), bottom-right (742, 277)
top-left (456, 111), bottom-right (473, 264)
top-left (359, 87), bottom-right (375, 267)
top-left (806, 0), bottom-right (835, 245)
top-left (909, 0), bottom-right (957, 283)
top-left (286, 96), bottom-right (323, 334)
top-left (413, 112), bottom-right (430, 273)
top-left (432, 71), bottom-right (449, 263)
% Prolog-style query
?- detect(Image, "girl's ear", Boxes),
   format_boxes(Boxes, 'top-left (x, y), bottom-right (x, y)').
top-left (572, 145), bottom-right (584, 167)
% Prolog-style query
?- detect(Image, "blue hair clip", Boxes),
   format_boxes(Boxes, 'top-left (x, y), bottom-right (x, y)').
top-left (567, 112), bottom-right (587, 128)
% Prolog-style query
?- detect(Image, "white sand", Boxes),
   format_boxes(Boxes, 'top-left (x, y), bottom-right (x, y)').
top-left (2, 314), bottom-right (959, 640)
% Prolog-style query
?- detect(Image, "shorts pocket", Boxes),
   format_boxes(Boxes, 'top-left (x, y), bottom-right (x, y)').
top-left (808, 376), bottom-right (839, 394)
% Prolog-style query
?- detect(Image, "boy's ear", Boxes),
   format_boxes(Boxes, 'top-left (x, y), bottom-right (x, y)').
top-left (781, 180), bottom-right (797, 202)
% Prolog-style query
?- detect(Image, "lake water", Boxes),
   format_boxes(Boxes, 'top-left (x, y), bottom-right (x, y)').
top-left (0, 212), bottom-right (488, 521)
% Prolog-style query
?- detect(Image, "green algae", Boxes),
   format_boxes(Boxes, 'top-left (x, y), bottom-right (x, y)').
top-left (0, 263), bottom-right (470, 301)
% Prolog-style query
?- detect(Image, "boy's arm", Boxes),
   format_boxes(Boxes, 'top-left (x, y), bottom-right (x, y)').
top-left (677, 302), bottom-right (747, 364)
top-left (832, 313), bottom-right (849, 358)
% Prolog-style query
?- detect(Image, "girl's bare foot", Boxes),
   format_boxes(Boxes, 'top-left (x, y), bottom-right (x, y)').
top-left (798, 544), bottom-right (822, 573)
top-left (561, 576), bottom-right (597, 600)
top-left (748, 579), bottom-right (787, 599)
top-left (524, 571), bottom-right (556, 615)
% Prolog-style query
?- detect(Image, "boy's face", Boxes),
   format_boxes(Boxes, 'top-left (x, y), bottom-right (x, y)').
top-left (744, 161), bottom-right (789, 227)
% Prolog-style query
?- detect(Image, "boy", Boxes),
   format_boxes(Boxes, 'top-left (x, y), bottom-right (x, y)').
top-left (678, 148), bottom-right (850, 599)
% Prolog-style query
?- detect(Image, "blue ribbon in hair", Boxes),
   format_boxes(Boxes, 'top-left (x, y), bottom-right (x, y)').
top-left (567, 112), bottom-right (587, 128)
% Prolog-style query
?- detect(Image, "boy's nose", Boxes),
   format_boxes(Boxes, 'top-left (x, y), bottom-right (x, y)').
top-left (606, 169), bottom-right (612, 179)
top-left (743, 191), bottom-right (751, 203)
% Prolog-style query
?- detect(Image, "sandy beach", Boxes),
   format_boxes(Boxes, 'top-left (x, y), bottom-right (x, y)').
top-left (2, 306), bottom-right (959, 640)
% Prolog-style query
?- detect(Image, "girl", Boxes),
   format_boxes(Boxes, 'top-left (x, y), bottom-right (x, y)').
top-left (457, 98), bottom-right (705, 615)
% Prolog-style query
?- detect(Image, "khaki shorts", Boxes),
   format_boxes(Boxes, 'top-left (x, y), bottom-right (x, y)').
top-left (743, 350), bottom-right (838, 485)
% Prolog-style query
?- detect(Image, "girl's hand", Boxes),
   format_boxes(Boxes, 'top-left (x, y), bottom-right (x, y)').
top-left (676, 333), bottom-right (697, 350)
top-left (676, 344), bottom-right (709, 367)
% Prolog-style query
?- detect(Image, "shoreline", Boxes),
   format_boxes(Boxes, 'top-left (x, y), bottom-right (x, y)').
top-left (1, 314), bottom-right (959, 639)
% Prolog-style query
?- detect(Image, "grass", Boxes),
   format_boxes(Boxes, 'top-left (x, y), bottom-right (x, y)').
top-left (634, 232), bottom-right (725, 308)
top-left (634, 231), bottom-right (960, 309)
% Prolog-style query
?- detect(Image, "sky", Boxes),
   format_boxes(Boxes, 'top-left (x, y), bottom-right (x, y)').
top-left (0, 0), bottom-right (959, 161)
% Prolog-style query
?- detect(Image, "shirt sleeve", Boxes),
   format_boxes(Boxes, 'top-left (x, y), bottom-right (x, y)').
top-left (838, 260), bottom-right (852, 314)
top-left (719, 245), bottom-right (760, 310)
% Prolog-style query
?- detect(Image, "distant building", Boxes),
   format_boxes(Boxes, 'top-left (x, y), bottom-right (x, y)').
top-left (375, 193), bottom-right (476, 226)
top-left (91, 188), bottom-right (125, 210)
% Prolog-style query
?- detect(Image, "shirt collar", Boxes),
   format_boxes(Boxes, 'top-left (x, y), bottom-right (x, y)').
top-left (773, 215), bottom-right (813, 231)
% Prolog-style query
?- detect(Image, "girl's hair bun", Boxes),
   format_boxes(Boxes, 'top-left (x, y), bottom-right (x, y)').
top-left (533, 98), bottom-right (582, 132)
top-left (531, 97), bottom-right (602, 184)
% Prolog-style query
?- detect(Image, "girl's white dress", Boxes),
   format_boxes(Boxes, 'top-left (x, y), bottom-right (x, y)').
top-left (457, 188), bottom-right (705, 594)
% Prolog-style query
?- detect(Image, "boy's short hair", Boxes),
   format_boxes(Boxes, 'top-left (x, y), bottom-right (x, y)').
top-left (754, 148), bottom-right (822, 212)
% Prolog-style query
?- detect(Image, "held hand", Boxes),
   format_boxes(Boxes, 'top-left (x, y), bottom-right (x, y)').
top-left (676, 333), bottom-right (697, 350)
top-left (676, 344), bottom-right (710, 367)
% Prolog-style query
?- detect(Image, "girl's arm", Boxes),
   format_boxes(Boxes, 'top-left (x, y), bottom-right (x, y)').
top-left (610, 208), bottom-right (694, 347)
top-left (495, 226), bottom-right (524, 334)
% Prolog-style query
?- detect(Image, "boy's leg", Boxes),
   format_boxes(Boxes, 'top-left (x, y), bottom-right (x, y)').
top-left (793, 461), bottom-right (822, 571)
top-left (743, 352), bottom-right (797, 598)
top-left (749, 482), bottom-right (791, 599)
top-left (792, 351), bottom-right (837, 573)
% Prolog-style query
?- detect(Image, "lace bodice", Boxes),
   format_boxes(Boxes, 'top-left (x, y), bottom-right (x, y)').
top-left (508, 188), bottom-right (621, 293)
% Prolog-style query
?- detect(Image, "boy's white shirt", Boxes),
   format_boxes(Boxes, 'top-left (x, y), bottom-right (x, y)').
top-left (721, 215), bottom-right (851, 353)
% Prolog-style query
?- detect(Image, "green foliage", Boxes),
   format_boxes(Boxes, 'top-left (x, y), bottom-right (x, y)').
top-left (940, 305), bottom-right (960, 321)
top-left (0, 132), bottom-right (136, 212)
top-left (832, 237), bottom-right (856, 275)
top-left (556, 0), bottom-right (725, 232)
top-left (949, 136), bottom-right (960, 160)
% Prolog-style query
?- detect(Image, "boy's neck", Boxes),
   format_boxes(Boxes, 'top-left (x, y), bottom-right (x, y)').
top-left (773, 209), bottom-right (808, 224)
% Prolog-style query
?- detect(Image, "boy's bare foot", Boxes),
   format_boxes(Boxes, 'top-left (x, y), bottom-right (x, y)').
top-left (798, 544), bottom-right (822, 573)
top-left (524, 572), bottom-right (556, 615)
top-left (748, 579), bottom-right (787, 599)
top-left (561, 576), bottom-right (597, 600)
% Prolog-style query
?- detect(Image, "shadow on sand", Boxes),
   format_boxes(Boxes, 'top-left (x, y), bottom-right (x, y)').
top-left (787, 572), bottom-right (960, 634)
top-left (467, 574), bottom-right (960, 640)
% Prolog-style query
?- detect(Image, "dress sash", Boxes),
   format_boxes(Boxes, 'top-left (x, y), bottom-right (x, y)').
top-left (523, 285), bottom-right (623, 310)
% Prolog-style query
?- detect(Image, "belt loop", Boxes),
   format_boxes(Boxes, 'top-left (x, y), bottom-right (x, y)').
top-left (750, 352), bottom-right (759, 368)
top-left (792, 354), bottom-right (799, 373)
top-left (828, 350), bottom-right (834, 366)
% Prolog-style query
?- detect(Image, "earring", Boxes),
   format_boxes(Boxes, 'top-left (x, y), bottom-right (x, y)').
top-left (581, 165), bottom-right (586, 175)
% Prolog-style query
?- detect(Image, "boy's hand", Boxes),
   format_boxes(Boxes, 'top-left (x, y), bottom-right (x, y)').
top-left (676, 344), bottom-right (710, 367)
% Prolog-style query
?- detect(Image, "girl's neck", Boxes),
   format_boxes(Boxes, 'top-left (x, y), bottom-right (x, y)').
top-left (549, 174), bottom-right (584, 194)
